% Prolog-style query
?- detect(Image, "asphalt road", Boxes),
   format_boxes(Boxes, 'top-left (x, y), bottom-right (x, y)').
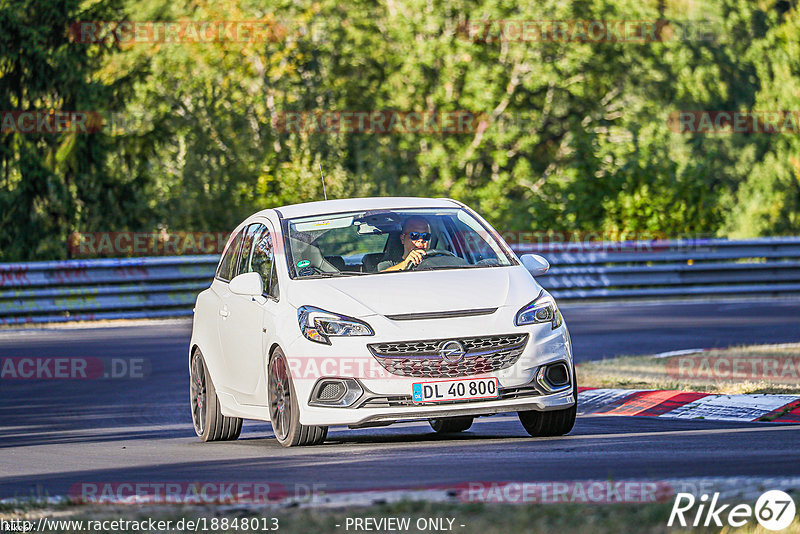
top-left (564, 298), bottom-right (800, 361)
top-left (1, 298), bottom-right (799, 500)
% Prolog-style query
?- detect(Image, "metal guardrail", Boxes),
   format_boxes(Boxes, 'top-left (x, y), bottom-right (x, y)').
top-left (519, 237), bottom-right (800, 299)
top-left (1, 237), bottom-right (799, 324)
top-left (0, 256), bottom-right (216, 325)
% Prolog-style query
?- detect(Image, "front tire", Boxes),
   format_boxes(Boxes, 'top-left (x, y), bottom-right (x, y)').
top-left (518, 369), bottom-right (577, 437)
top-left (268, 348), bottom-right (327, 447)
top-left (190, 349), bottom-right (242, 442)
top-left (429, 416), bottom-right (474, 433)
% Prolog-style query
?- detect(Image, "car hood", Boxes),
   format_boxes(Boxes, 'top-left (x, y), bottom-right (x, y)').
top-left (285, 266), bottom-right (542, 317)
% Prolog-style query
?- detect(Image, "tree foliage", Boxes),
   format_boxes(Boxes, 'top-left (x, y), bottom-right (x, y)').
top-left (1, 0), bottom-right (799, 260)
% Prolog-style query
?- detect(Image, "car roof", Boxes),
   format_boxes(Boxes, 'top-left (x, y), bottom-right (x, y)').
top-left (255, 197), bottom-right (463, 220)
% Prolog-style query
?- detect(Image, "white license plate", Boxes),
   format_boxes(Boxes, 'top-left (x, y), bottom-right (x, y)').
top-left (412, 377), bottom-right (499, 404)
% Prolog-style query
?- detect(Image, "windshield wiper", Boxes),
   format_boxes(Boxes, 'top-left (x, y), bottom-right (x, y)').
top-left (415, 263), bottom-right (506, 272)
top-left (464, 263), bottom-right (504, 268)
top-left (298, 271), bottom-right (368, 279)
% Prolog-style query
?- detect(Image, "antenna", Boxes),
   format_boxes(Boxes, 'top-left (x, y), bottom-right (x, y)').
top-left (319, 163), bottom-right (328, 201)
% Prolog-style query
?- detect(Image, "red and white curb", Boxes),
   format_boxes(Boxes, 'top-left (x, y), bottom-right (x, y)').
top-left (578, 388), bottom-right (800, 423)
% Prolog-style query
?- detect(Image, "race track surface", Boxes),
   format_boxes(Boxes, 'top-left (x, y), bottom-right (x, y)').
top-left (1, 298), bottom-right (799, 499)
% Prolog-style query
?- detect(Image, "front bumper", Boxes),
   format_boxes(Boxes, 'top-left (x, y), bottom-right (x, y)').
top-left (342, 387), bottom-right (574, 428)
top-left (285, 310), bottom-right (574, 426)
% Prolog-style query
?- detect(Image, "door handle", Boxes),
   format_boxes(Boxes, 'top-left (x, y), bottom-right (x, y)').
top-left (219, 308), bottom-right (230, 317)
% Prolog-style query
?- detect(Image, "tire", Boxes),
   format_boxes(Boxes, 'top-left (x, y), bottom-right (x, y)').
top-left (518, 368), bottom-right (577, 437)
top-left (190, 349), bottom-right (242, 442)
top-left (268, 348), bottom-right (328, 447)
top-left (429, 416), bottom-right (474, 433)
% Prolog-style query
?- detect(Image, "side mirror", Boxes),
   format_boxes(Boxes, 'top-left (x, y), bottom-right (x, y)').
top-left (229, 272), bottom-right (264, 297)
top-left (520, 254), bottom-right (550, 276)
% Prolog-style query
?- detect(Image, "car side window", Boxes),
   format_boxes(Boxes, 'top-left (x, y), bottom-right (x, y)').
top-left (238, 223), bottom-right (262, 276)
top-left (216, 229), bottom-right (245, 282)
top-left (244, 224), bottom-right (278, 299)
top-left (267, 258), bottom-right (279, 299)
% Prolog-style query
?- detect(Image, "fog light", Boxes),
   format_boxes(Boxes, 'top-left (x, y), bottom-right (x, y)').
top-left (536, 362), bottom-right (572, 393)
top-left (309, 378), bottom-right (363, 407)
top-left (318, 381), bottom-right (346, 401)
top-left (545, 363), bottom-right (569, 386)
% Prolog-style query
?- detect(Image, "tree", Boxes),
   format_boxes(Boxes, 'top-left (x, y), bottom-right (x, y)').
top-left (0, 0), bottom-right (148, 260)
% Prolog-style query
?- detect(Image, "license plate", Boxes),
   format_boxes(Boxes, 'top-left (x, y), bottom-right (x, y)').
top-left (412, 377), bottom-right (499, 404)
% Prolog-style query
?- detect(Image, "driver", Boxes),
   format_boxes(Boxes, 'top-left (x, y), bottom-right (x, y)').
top-left (379, 216), bottom-right (431, 272)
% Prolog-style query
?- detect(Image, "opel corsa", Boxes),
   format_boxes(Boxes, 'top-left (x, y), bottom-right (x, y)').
top-left (189, 197), bottom-right (576, 446)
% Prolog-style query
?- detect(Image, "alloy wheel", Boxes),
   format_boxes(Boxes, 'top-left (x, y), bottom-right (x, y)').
top-left (190, 353), bottom-right (206, 435)
top-left (269, 354), bottom-right (291, 441)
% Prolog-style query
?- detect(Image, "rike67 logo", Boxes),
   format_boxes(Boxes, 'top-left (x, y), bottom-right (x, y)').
top-left (669, 490), bottom-right (796, 531)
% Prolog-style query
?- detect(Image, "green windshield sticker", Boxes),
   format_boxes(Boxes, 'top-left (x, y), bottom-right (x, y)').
top-left (296, 260), bottom-right (311, 268)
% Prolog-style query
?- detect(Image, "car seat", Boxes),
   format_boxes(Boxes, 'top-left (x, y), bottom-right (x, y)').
top-left (361, 253), bottom-right (384, 272)
top-left (380, 231), bottom-right (405, 265)
top-left (289, 238), bottom-right (338, 273)
top-left (324, 255), bottom-right (346, 271)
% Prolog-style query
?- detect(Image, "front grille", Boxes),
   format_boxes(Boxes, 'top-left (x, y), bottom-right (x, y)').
top-left (367, 334), bottom-right (528, 378)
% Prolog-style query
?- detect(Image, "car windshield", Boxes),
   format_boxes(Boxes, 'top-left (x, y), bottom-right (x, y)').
top-left (284, 208), bottom-right (516, 278)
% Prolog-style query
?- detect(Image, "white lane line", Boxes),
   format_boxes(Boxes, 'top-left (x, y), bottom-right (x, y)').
top-left (651, 348), bottom-right (707, 359)
top-left (651, 342), bottom-right (800, 358)
top-left (568, 418), bottom-right (800, 440)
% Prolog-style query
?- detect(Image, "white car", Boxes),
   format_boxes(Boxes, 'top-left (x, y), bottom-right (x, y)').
top-left (189, 197), bottom-right (576, 446)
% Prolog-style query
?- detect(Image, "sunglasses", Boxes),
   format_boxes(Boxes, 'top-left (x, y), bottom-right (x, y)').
top-left (406, 231), bottom-right (431, 242)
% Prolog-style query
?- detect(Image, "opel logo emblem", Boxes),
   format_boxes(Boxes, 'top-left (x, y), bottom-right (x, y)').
top-left (440, 340), bottom-right (465, 363)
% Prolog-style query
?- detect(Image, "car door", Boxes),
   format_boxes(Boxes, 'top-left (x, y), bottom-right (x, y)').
top-left (207, 227), bottom-right (246, 391)
top-left (219, 221), bottom-right (279, 406)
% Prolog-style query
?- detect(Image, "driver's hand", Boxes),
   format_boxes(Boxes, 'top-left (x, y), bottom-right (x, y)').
top-left (403, 249), bottom-right (427, 268)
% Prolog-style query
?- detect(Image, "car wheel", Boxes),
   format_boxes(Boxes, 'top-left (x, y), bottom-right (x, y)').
top-left (518, 369), bottom-right (577, 437)
top-left (429, 416), bottom-right (474, 433)
top-left (268, 348), bottom-right (328, 447)
top-left (190, 349), bottom-right (242, 442)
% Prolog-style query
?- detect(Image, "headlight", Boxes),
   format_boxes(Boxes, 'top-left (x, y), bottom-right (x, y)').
top-left (298, 306), bottom-right (374, 345)
top-left (515, 292), bottom-right (563, 329)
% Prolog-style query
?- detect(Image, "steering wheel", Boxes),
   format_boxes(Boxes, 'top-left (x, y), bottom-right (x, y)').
top-left (412, 249), bottom-right (465, 270)
top-left (423, 249), bottom-right (456, 259)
